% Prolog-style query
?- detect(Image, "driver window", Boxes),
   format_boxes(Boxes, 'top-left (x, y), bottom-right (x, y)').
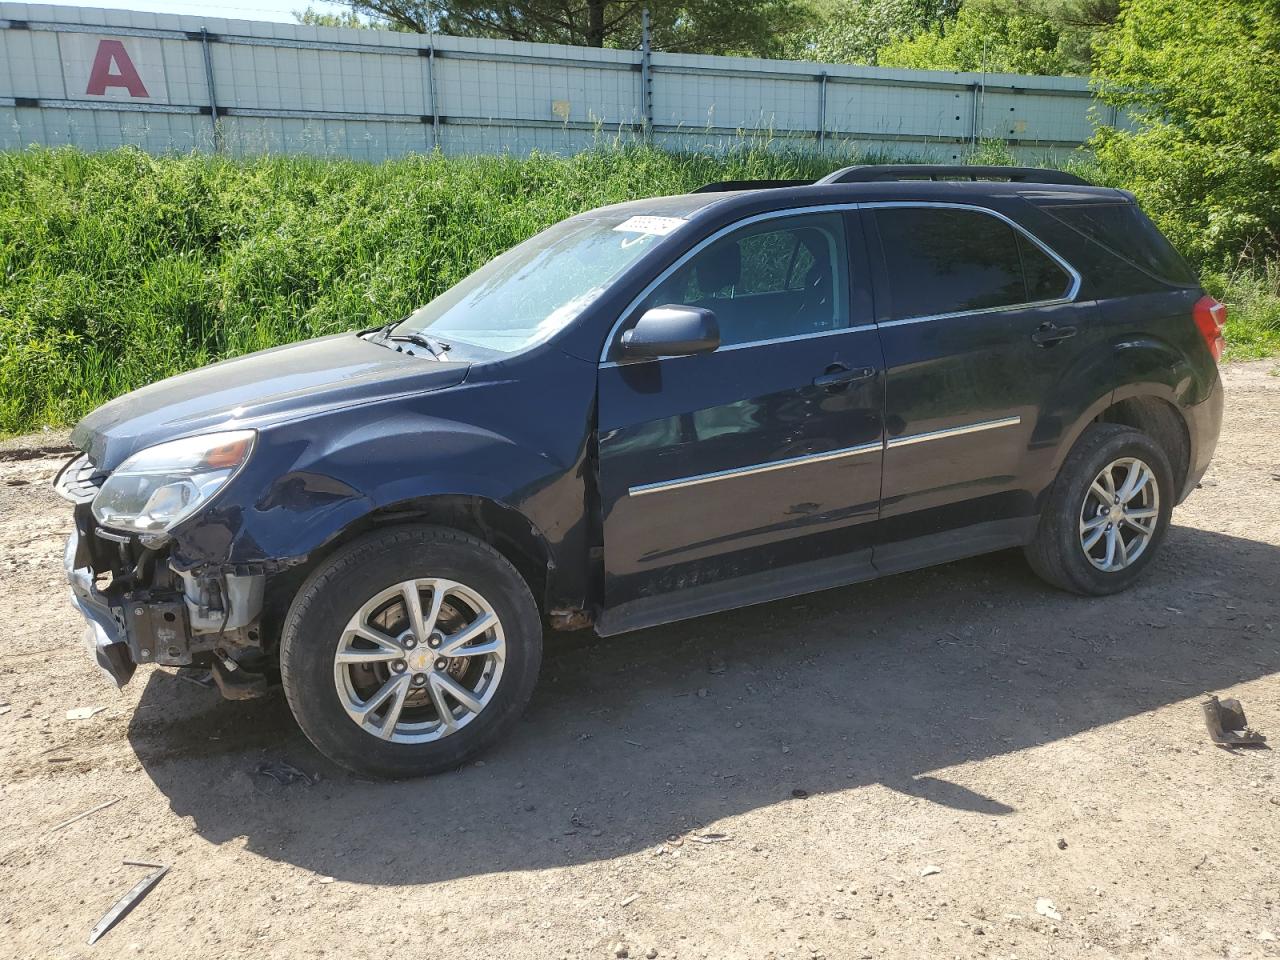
top-left (641, 212), bottom-right (850, 347)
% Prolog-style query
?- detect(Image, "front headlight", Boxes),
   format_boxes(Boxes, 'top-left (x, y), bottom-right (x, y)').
top-left (92, 430), bottom-right (256, 536)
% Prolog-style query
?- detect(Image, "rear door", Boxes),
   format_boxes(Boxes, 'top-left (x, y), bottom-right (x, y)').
top-left (596, 209), bottom-right (885, 630)
top-left (864, 202), bottom-right (1094, 570)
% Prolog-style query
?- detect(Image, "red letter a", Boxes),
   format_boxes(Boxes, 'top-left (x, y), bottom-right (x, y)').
top-left (86, 39), bottom-right (149, 98)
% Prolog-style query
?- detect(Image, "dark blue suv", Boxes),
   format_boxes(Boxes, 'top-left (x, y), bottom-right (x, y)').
top-left (57, 165), bottom-right (1225, 778)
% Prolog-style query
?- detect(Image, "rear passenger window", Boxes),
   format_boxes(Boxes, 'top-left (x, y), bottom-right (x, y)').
top-left (1037, 202), bottom-right (1197, 286)
top-left (874, 207), bottom-right (1071, 320)
top-left (640, 212), bottom-right (849, 346)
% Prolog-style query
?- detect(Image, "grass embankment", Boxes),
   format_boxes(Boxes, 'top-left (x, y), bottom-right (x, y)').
top-left (1, 146), bottom-right (1276, 435)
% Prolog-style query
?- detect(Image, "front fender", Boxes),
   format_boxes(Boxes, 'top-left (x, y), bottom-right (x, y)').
top-left (167, 352), bottom-right (598, 602)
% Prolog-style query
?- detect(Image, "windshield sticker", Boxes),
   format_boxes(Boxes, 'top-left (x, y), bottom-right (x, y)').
top-left (613, 216), bottom-right (686, 236)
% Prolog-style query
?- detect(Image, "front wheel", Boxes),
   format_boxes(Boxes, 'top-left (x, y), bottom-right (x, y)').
top-left (280, 525), bottom-right (542, 779)
top-left (1025, 424), bottom-right (1175, 596)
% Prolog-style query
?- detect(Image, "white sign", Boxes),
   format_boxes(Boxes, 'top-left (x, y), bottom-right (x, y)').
top-left (59, 34), bottom-right (169, 103)
top-left (613, 216), bottom-right (686, 236)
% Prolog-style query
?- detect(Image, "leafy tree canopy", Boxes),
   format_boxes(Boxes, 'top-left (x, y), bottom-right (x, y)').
top-left (877, 3), bottom-right (1079, 74)
top-left (1090, 0), bottom-right (1280, 262)
top-left (342, 0), bottom-right (807, 54)
top-left (781, 0), bottom-right (955, 65)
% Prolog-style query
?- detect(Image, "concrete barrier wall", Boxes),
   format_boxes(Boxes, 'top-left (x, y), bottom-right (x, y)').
top-left (0, 2), bottom-right (1121, 161)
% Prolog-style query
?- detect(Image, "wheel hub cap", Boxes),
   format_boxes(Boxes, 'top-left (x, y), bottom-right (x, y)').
top-left (1079, 456), bottom-right (1160, 572)
top-left (332, 578), bottom-right (507, 744)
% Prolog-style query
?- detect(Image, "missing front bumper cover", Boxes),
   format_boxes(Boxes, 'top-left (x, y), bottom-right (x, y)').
top-left (65, 533), bottom-right (136, 687)
top-left (64, 529), bottom-right (266, 694)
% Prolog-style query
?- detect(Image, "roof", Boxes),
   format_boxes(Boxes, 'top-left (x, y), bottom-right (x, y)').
top-left (699, 178), bottom-right (1123, 213)
top-left (569, 165), bottom-right (1128, 229)
top-left (696, 164), bottom-right (1093, 192)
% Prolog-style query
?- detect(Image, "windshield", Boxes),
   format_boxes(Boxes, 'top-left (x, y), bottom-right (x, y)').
top-left (396, 213), bottom-right (688, 354)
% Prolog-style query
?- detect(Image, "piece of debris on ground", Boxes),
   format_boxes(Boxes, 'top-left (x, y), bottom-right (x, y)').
top-left (1202, 695), bottom-right (1268, 747)
top-left (255, 760), bottom-right (318, 786)
top-left (87, 863), bottom-right (170, 945)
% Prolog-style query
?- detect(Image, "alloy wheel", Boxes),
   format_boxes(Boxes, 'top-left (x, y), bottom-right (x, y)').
top-left (1079, 456), bottom-right (1160, 572)
top-left (333, 578), bottom-right (506, 743)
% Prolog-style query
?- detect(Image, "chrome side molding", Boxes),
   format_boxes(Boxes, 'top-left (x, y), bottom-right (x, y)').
top-left (628, 440), bottom-right (882, 497)
top-left (626, 415), bottom-right (1022, 497)
top-left (886, 415), bottom-right (1022, 448)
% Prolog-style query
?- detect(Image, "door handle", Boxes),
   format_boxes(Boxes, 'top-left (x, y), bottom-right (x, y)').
top-left (813, 363), bottom-right (876, 387)
top-left (1031, 321), bottom-right (1078, 346)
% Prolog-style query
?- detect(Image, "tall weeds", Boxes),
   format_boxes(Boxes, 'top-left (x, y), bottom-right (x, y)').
top-left (1, 145), bottom-right (1275, 435)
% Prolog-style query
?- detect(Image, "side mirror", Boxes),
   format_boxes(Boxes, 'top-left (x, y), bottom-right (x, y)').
top-left (620, 305), bottom-right (720, 359)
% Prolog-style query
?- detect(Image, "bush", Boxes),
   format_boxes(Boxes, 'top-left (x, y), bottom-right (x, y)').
top-left (0, 145), bottom-right (849, 434)
top-left (1, 144), bottom-right (1275, 436)
top-left (1090, 0), bottom-right (1280, 267)
top-left (1203, 262), bottom-right (1280, 361)
top-left (879, 4), bottom-right (1078, 75)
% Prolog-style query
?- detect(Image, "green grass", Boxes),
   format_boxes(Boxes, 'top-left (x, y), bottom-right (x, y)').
top-left (1, 144), bottom-right (1276, 435)
top-left (0, 145), bottom-right (872, 434)
top-left (1203, 262), bottom-right (1280, 361)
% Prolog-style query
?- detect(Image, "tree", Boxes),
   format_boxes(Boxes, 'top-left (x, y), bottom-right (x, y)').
top-left (343, 0), bottom-right (807, 55)
top-left (781, 0), bottom-right (955, 65)
top-left (1090, 0), bottom-right (1280, 263)
top-left (782, 0), bottom-right (1112, 72)
top-left (294, 6), bottom-right (405, 28)
top-left (877, 3), bottom-right (1079, 74)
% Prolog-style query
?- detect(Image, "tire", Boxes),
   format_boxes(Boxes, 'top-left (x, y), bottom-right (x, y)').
top-left (279, 524), bottom-right (542, 779)
top-left (1025, 423), bottom-right (1175, 596)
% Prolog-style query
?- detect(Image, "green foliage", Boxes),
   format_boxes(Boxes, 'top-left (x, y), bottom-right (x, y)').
top-left (878, 2), bottom-right (1079, 74)
top-left (1090, 0), bottom-right (1280, 265)
top-left (2, 143), bottom-right (1275, 436)
top-left (294, 6), bottom-right (413, 29)
top-left (1203, 262), bottom-right (1280, 361)
top-left (781, 0), bottom-right (956, 65)
top-left (0, 145), bottom-right (859, 434)
top-left (296, 7), bottom-right (377, 28)
top-left (346, 0), bottom-right (806, 55)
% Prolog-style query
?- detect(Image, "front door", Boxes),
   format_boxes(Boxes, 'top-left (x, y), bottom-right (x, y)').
top-left (863, 202), bottom-right (1094, 570)
top-left (596, 209), bottom-right (885, 632)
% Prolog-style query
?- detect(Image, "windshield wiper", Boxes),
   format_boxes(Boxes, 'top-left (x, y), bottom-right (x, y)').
top-left (369, 321), bottom-right (452, 359)
top-left (371, 319), bottom-right (398, 340)
top-left (387, 331), bottom-right (452, 359)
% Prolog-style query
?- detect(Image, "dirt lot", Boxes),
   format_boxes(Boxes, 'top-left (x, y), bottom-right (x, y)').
top-left (1, 361), bottom-right (1277, 960)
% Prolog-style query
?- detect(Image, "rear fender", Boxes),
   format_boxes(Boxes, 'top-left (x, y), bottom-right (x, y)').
top-left (1042, 331), bottom-right (1207, 503)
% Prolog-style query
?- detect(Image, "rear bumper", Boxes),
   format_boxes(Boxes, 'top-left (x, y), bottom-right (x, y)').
top-left (64, 530), bottom-right (136, 687)
top-left (1180, 370), bottom-right (1224, 502)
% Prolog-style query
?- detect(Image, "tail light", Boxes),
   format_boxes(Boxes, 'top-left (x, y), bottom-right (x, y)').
top-left (1193, 294), bottom-right (1227, 362)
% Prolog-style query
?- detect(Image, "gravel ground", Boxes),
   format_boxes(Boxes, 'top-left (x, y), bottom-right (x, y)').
top-left (1, 361), bottom-right (1277, 960)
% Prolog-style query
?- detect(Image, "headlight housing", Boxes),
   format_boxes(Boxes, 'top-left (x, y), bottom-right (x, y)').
top-left (92, 430), bottom-right (256, 538)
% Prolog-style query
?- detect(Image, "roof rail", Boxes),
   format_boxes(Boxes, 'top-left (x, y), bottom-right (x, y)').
top-left (816, 164), bottom-right (1090, 186)
top-left (692, 178), bottom-right (814, 193)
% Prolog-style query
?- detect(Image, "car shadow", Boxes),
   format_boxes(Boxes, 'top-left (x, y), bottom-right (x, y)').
top-left (127, 525), bottom-right (1280, 885)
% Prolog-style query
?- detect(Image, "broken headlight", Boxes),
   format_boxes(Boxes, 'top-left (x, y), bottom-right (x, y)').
top-left (92, 430), bottom-right (256, 538)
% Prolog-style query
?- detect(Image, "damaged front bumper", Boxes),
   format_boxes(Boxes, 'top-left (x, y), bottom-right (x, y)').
top-left (63, 525), bottom-right (269, 696)
top-left (65, 530), bottom-right (137, 688)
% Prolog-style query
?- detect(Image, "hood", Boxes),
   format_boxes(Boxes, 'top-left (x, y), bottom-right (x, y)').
top-left (73, 333), bottom-right (470, 470)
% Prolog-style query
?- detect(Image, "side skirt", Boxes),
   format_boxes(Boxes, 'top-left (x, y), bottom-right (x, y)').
top-left (595, 516), bottom-right (1038, 638)
top-left (871, 516), bottom-right (1039, 577)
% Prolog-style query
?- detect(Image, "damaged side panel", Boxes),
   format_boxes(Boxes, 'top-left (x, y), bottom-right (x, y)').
top-left (65, 348), bottom-right (602, 700)
top-left (167, 353), bottom-right (599, 614)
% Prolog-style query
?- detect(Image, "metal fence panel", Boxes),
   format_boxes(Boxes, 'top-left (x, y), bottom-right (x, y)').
top-left (0, 1), bottom-right (1122, 161)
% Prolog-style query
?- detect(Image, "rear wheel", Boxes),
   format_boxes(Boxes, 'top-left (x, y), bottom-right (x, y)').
top-left (280, 525), bottom-right (542, 779)
top-left (1025, 424), bottom-right (1174, 596)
